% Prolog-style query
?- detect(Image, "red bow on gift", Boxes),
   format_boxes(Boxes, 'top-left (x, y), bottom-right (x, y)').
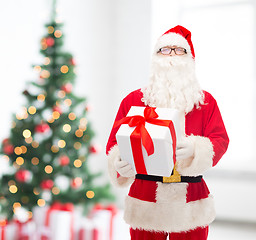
top-left (115, 107), bottom-right (177, 174)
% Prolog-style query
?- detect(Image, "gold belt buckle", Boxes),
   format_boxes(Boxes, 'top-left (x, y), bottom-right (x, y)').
top-left (163, 165), bottom-right (181, 183)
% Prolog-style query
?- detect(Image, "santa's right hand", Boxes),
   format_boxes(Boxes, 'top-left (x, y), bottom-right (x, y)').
top-left (114, 158), bottom-right (135, 177)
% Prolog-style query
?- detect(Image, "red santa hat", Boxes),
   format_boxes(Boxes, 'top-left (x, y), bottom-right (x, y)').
top-left (154, 25), bottom-right (195, 58)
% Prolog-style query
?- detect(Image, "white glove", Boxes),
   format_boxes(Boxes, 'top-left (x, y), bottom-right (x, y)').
top-left (176, 137), bottom-right (195, 161)
top-left (114, 158), bottom-right (135, 178)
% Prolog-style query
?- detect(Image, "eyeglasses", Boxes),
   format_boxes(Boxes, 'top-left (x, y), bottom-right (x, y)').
top-left (157, 47), bottom-right (187, 56)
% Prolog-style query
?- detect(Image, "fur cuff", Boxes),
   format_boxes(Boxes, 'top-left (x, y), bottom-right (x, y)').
top-left (107, 145), bottom-right (134, 187)
top-left (176, 135), bottom-right (214, 176)
top-left (124, 193), bottom-right (215, 233)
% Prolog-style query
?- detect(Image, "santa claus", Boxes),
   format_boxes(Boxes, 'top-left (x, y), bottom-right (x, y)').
top-left (106, 25), bottom-right (229, 240)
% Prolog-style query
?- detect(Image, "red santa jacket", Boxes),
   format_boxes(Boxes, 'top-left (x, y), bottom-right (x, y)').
top-left (106, 89), bottom-right (229, 233)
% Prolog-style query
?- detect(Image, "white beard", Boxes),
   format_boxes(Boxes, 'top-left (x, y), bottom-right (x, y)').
top-left (141, 54), bottom-right (204, 113)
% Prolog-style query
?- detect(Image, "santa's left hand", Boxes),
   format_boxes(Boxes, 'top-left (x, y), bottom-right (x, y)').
top-left (176, 137), bottom-right (195, 161)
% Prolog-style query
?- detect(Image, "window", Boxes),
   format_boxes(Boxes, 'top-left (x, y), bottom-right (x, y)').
top-left (152, 0), bottom-right (256, 171)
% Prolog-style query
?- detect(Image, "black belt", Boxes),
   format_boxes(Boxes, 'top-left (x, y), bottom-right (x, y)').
top-left (135, 174), bottom-right (202, 183)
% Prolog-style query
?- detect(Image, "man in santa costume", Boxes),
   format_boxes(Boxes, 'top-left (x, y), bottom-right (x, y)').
top-left (106, 25), bottom-right (229, 240)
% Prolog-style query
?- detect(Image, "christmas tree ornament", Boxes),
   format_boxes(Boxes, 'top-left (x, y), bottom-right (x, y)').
top-left (35, 122), bottom-right (50, 133)
top-left (15, 170), bottom-right (32, 183)
top-left (89, 144), bottom-right (101, 154)
top-left (3, 143), bottom-right (14, 155)
top-left (61, 83), bottom-right (72, 93)
top-left (52, 106), bottom-right (62, 114)
top-left (71, 177), bottom-right (82, 189)
top-left (59, 155), bottom-right (70, 166)
top-left (40, 179), bottom-right (54, 190)
top-left (46, 37), bottom-right (55, 47)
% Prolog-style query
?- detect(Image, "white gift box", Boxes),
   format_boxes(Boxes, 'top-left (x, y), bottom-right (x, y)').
top-left (0, 222), bottom-right (17, 240)
top-left (116, 107), bottom-right (182, 177)
top-left (33, 205), bottom-right (73, 240)
top-left (78, 209), bottom-right (129, 240)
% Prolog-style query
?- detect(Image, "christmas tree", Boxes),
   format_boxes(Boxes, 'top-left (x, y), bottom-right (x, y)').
top-left (0, 2), bottom-right (114, 221)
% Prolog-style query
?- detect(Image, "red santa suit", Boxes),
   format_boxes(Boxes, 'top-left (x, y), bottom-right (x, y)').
top-left (106, 26), bottom-right (229, 239)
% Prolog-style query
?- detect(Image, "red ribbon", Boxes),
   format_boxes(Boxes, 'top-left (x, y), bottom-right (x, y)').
top-left (43, 202), bottom-right (74, 240)
top-left (115, 107), bottom-right (177, 174)
top-left (0, 220), bottom-right (7, 240)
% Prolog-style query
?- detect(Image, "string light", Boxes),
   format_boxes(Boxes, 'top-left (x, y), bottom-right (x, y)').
top-left (32, 141), bottom-right (39, 148)
top-left (45, 165), bottom-right (53, 174)
top-left (23, 129), bottom-right (31, 138)
top-left (54, 30), bottom-right (62, 38)
top-left (60, 65), bottom-right (69, 74)
top-left (28, 106), bottom-right (37, 115)
top-left (48, 26), bottom-right (55, 34)
top-left (16, 157), bottom-right (24, 166)
top-left (68, 112), bottom-right (76, 120)
top-left (31, 157), bottom-right (39, 165)
top-left (33, 188), bottom-right (40, 195)
top-left (14, 147), bottom-right (22, 155)
top-left (74, 159), bottom-right (82, 168)
top-left (28, 211), bottom-right (33, 219)
top-left (74, 142), bottom-right (81, 150)
top-left (41, 38), bottom-right (47, 50)
top-left (52, 187), bottom-right (60, 195)
top-left (52, 111), bottom-right (60, 120)
top-left (37, 199), bottom-right (45, 207)
top-left (9, 185), bottom-right (18, 194)
top-left (3, 155), bottom-right (9, 162)
top-left (13, 202), bottom-right (21, 209)
top-left (63, 124), bottom-right (71, 133)
top-left (58, 140), bottom-right (66, 148)
top-left (34, 65), bottom-right (41, 72)
top-left (44, 57), bottom-right (51, 65)
top-left (51, 145), bottom-right (59, 153)
top-left (21, 145), bottom-right (27, 154)
top-left (41, 70), bottom-right (50, 78)
top-left (86, 190), bottom-right (95, 199)
top-left (57, 90), bottom-right (66, 98)
top-left (8, 180), bottom-right (16, 186)
top-left (11, 121), bottom-right (16, 128)
top-left (47, 118), bottom-right (55, 123)
top-left (75, 129), bottom-right (83, 138)
top-left (37, 94), bottom-right (46, 102)
top-left (25, 137), bottom-right (33, 144)
top-left (64, 99), bottom-right (72, 106)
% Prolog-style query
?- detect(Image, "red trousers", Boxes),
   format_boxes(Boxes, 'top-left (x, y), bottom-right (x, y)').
top-left (130, 226), bottom-right (209, 240)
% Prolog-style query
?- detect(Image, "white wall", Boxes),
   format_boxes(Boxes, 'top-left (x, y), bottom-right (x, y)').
top-left (0, 0), bottom-right (152, 207)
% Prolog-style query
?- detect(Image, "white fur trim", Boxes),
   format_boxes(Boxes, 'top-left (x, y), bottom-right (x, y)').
top-left (107, 145), bottom-right (134, 187)
top-left (154, 33), bottom-right (193, 57)
top-left (176, 135), bottom-right (214, 176)
top-left (124, 182), bottom-right (215, 233)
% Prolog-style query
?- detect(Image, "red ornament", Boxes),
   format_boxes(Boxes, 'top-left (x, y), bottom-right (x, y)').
top-left (3, 144), bottom-right (14, 155)
top-left (89, 144), bottom-right (101, 154)
top-left (46, 37), bottom-right (55, 47)
top-left (71, 177), bottom-right (82, 189)
top-left (85, 104), bottom-right (92, 112)
top-left (69, 58), bottom-right (76, 66)
top-left (52, 106), bottom-right (62, 114)
top-left (35, 123), bottom-right (50, 133)
top-left (2, 138), bottom-right (10, 145)
top-left (40, 179), bottom-right (54, 190)
top-left (15, 170), bottom-right (31, 183)
top-left (61, 83), bottom-right (73, 93)
top-left (59, 155), bottom-right (70, 166)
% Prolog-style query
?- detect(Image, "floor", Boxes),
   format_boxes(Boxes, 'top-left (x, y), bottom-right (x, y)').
top-left (208, 221), bottom-right (256, 240)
